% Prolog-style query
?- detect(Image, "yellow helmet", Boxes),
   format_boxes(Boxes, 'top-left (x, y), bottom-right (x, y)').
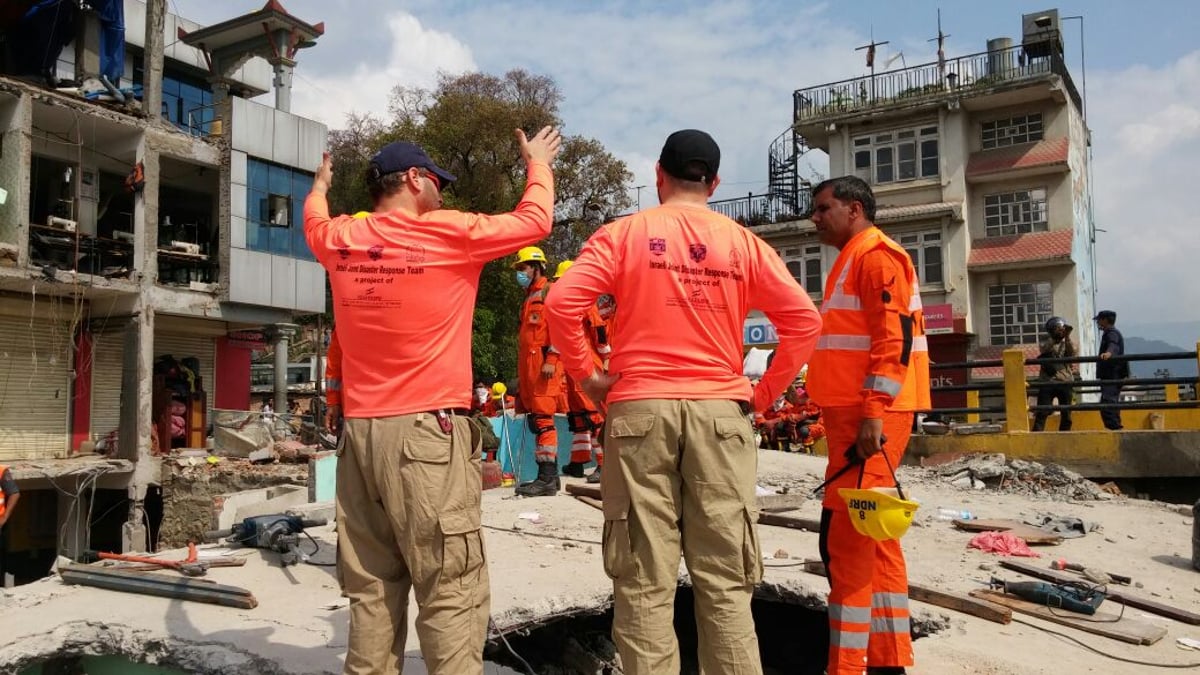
top-left (491, 382), bottom-right (507, 400)
top-left (512, 246), bottom-right (547, 269)
top-left (553, 260), bottom-right (574, 279)
top-left (352, 211), bottom-right (371, 219)
top-left (837, 487), bottom-right (920, 541)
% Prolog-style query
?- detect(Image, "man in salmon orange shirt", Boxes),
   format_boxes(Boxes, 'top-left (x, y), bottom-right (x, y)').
top-left (806, 176), bottom-right (931, 675)
top-left (545, 129), bottom-right (822, 675)
top-left (305, 126), bottom-right (561, 675)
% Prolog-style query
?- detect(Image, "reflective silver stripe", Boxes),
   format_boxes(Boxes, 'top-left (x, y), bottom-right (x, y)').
top-left (909, 294), bottom-right (923, 311)
top-left (871, 615), bottom-right (911, 634)
top-left (824, 293), bottom-right (862, 310)
top-left (872, 592), bottom-right (910, 610)
top-left (817, 334), bottom-right (872, 351)
top-left (864, 374), bottom-right (903, 396)
top-left (912, 335), bottom-right (928, 352)
top-left (828, 603), bottom-right (872, 624)
top-left (326, 378), bottom-right (342, 391)
top-left (829, 628), bottom-right (871, 650)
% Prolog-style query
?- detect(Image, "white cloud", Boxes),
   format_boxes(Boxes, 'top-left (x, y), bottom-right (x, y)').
top-left (288, 12), bottom-right (477, 128)
top-left (1089, 50), bottom-right (1200, 324)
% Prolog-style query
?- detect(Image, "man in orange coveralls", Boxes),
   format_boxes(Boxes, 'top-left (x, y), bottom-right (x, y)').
top-left (806, 175), bottom-right (931, 675)
top-left (512, 245), bottom-right (565, 497)
top-left (555, 260), bottom-right (613, 484)
top-left (544, 129), bottom-right (822, 674)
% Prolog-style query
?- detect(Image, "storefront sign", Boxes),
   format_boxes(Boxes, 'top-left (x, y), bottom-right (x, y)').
top-left (924, 303), bottom-right (954, 335)
top-left (743, 320), bottom-right (778, 346)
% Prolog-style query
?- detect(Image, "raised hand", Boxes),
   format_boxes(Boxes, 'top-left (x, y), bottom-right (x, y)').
top-left (516, 126), bottom-right (563, 166)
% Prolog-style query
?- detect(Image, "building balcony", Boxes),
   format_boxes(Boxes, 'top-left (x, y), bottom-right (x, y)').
top-left (793, 43), bottom-right (1082, 127)
top-left (708, 188), bottom-right (812, 227)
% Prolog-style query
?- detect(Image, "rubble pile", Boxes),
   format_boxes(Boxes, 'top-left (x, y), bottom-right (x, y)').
top-left (927, 453), bottom-right (1114, 501)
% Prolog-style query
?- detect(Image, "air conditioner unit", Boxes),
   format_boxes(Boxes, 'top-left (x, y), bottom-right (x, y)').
top-left (48, 216), bottom-right (77, 232)
top-left (113, 230), bottom-right (135, 243)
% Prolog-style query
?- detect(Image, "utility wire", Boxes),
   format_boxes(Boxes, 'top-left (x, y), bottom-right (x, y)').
top-left (1011, 617), bottom-right (1200, 669)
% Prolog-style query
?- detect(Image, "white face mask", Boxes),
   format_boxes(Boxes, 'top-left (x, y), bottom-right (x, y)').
top-left (475, 388), bottom-right (489, 405)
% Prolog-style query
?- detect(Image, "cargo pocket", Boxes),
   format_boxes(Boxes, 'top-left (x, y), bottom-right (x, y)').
top-left (601, 493), bottom-right (636, 581)
top-left (403, 425), bottom-right (452, 464)
top-left (440, 507), bottom-right (485, 582)
top-left (714, 416), bottom-right (753, 452)
top-left (741, 504), bottom-right (763, 585)
top-left (694, 479), bottom-right (762, 586)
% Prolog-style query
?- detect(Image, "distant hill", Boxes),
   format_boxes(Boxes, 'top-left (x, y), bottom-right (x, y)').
top-left (1124, 336), bottom-right (1199, 379)
top-left (1122, 321), bottom-right (1200, 353)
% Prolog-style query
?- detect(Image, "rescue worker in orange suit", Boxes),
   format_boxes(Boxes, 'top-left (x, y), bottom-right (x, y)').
top-left (0, 463), bottom-right (20, 576)
top-left (513, 246), bottom-right (566, 497)
top-left (806, 176), bottom-right (931, 675)
top-left (545, 129), bottom-right (823, 674)
top-left (556, 260), bottom-right (612, 484)
top-left (305, 127), bottom-right (561, 674)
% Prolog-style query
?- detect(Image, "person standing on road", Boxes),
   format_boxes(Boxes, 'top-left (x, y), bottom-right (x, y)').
top-left (305, 126), bottom-right (561, 675)
top-left (545, 129), bottom-right (822, 675)
top-left (1032, 316), bottom-right (1078, 432)
top-left (1095, 309), bottom-right (1127, 430)
top-left (806, 176), bottom-right (931, 675)
top-left (511, 245), bottom-right (566, 497)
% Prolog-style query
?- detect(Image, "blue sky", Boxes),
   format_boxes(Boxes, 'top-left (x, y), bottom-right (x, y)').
top-left (174, 0), bottom-right (1200, 331)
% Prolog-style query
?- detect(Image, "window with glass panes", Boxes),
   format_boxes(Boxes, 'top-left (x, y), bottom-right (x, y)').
top-left (780, 244), bottom-right (824, 294)
top-left (984, 188), bottom-right (1048, 236)
top-left (853, 125), bottom-right (939, 185)
top-left (246, 158), bottom-right (316, 261)
top-left (897, 230), bottom-right (943, 285)
top-left (988, 281), bottom-right (1052, 345)
top-left (981, 113), bottom-right (1044, 149)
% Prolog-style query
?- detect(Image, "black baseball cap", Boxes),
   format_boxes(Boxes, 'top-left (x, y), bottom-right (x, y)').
top-left (1093, 310), bottom-right (1117, 321)
top-left (659, 129), bottom-right (720, 183)
top-left (368, 141), bottom-right (456, 186)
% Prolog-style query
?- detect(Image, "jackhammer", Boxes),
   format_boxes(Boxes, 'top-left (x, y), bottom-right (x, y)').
top-left (204, 514), bottom-right (328, 566)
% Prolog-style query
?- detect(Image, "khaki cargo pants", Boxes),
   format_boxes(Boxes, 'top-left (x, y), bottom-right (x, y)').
top-left (602, 399), bottom-right (764, 675)
top-left (337, 413), bottom-right (489, 675)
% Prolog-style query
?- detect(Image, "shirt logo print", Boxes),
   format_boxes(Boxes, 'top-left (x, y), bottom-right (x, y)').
top-left (336, 247), bottom-right (351, 260)
top-left (367, 244), bottom-right (384, 261)
top-left (689, 243), bottom-right (707, 263)
top-left (729, 247), bottom-right (742, 268)
top-left (649, 238), bottom-right (667, 256)
top-left (405, 244), bottom-right (426, 264)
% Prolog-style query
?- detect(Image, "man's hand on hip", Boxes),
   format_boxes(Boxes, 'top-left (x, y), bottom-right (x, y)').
top-left (517, 126), bottom-right (563, 166)
top-left (855, 417), bottom-right (884, 461)
top-left (581, 371), bottom-right (619, 408)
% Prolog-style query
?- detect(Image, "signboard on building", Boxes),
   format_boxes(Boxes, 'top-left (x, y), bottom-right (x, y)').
top-left (743, 320), bottom-right (778, 346)
top-left (227, 329), bottom-right (267, 349)
top-left (924, 303), bottom-right (954, 335)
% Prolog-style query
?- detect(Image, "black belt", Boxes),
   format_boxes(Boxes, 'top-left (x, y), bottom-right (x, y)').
top-left (426, 408), bottom-right (471, 434)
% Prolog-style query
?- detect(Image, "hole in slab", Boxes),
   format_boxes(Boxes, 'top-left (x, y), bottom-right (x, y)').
top-left (486, 582), bottom-right (936, 674)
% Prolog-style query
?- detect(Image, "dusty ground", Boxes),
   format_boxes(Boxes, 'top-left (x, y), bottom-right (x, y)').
top-left (1, 450), bottom-right (1198, 673)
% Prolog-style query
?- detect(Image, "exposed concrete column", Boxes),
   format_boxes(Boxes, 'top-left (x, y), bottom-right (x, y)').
top-left (271, 62), bottom-right (294, 113)
top-left (73, 9), bottom-right (101, 83)
top-left (0, 94), bottom-right (32, 259)
top-left (142, 0), bottom-right (166, 121)
top-left (268, 323), bottom-right (299, 414)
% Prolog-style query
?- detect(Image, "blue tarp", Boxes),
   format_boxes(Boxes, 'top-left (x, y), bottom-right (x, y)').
top-left (488, 413), bottom-right (595, 482)
top-left (93, 0), bottom-right (125, 86)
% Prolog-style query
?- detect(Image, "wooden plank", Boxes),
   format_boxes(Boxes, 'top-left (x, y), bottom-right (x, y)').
top-left (998, 560), bottom-right (1200, 626)
top-left (757, 512), bottom-right (822, 532)
top-left (952, 518), bottom-right (1063, 545)
top-left (564, 483), bottom-right (602, 500)
top-left (910, 584), bottom-right (1012, 624)
top-left (970, 589), bottom-right (1166, 645)
top-left (796, 561), bottom-right (1011, 624)
top-left (574, 495), bottom-right (603, 512)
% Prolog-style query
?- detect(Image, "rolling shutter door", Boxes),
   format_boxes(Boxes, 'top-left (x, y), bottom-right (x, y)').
top-left (154, 333), bottom-right (215, 418)
top-left (90, 330), bottom-right (126, 437)
top-left (0, 317), bottom-right (72, 460)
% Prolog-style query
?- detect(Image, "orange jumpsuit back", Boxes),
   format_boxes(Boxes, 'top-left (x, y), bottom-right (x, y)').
top-left (564, 302), bottom-right (611, 467)
top-left (517, 275), bottom-right (563, 460)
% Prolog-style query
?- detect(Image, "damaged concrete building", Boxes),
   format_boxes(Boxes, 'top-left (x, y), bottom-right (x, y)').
top-left (0, 0), bottom-right (327, 583)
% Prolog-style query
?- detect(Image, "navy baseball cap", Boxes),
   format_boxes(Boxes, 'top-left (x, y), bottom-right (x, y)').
top-left (659, 129), bottom-right (720, 183)
top-left (368, 141), bottom-right (456, 187)
top-left (1093, 310), bottom-right (1117, 321)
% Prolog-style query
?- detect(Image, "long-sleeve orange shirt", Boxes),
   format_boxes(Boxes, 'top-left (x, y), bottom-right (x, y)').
top-left (544, 203), bottom-right (822, 411)
top-left (304, 161), bottom-right (554, 418)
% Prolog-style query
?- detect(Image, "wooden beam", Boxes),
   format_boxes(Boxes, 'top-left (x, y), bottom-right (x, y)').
top-left (998, 560), bottom-right (1200, 625)
top-left (971, 589), bottom-right (1167, 645)
top-left (757, 512), bottom-right (823, 532)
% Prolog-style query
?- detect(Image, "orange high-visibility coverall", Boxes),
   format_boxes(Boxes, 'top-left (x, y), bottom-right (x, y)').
top-left (518, 275), bottom-right (563, 461)
top-left (565, 303), bottom-right (610, 465)
top-left (806, 226), bottom-right (931, 675)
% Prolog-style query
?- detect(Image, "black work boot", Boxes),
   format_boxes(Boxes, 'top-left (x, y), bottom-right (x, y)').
top-left (562, 461), bottom-right (587, 478)
top-left (515, 461), bottom-right (559, 497)
top-left (867, 668), bottom-right (907, 675)
top-left (586, 465), bottom-right (601, 484)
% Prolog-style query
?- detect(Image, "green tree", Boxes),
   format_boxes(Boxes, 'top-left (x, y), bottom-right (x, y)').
top-left (322, 69), bottom-right (633, 382)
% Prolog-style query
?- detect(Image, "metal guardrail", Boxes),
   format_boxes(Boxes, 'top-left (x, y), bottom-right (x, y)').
top-left (708, 190), bottom-right (811, 226)
top-left (793, 43), bottom-right (1082, 123)
top-left (922, 347), bottom-right (1200, 426)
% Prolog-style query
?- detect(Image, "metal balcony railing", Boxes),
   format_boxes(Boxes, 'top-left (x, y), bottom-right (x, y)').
top-left (793, 43), bottom-right (1082, 123)
top-left (708, 188), bottom-right (813, 227)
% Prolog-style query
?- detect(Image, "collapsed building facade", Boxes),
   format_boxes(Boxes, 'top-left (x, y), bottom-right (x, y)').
top-left (0, 0), bottom-right (326, 582)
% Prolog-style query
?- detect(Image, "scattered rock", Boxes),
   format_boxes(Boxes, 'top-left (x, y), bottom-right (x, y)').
top-left (978, 563), bottom-right (997, 571)
top-left (1127, 534), bottom-right (1137, 540)
top-left (773, 548), bottom-right (790, 559)
top-left (924, 453), bottom-right (1111, 500)
top-left (1104, 537), bottom-right (1117, 544)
